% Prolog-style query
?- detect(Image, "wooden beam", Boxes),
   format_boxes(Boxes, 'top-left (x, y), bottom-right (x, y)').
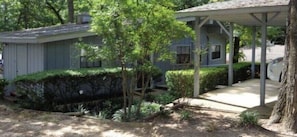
top-left (228, 23), bottom-right (234, 86)
top-left (216, 21), bottom-right (231, 37)
top-left (260, 13), bottom-right (267, 106)
top-left (251, 26), bottom-right (257, 79)
top-left (193, 17), bottom-right (202, 97)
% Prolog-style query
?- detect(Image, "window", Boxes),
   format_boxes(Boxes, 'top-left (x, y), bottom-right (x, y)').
top-left (176, 46), bottom-right (190, 64)
top-left (80, 49), bottom-right (101, 68)
top-left (211, 45), bottom-right (221, 60)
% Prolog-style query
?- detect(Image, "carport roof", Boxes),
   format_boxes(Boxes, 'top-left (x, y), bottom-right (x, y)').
top-left (176, 0), bottom-right (289, 26)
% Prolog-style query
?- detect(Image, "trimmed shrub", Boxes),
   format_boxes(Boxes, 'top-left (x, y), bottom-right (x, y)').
top-left (0, 79), bottom-right (8, 98)
top-left (233, 62), bottom-right (253, 82)
top-left (14, 68), bottom-right (123, 110)
top-left (165, 62), bottom-right (260, 96)
top-left (165, 70), bottom-right (195, 97)
top-left (166, 67), bottom-right (227, 96)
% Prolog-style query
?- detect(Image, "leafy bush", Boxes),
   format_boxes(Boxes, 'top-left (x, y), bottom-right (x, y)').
top-left (0, 79), bottom-right (8, 98)
top-left (165, 70), bottom-right (194, 97)
top-left (166, 67), bottom-right (227, 96)
top-left (179, 110), bottom-right (191, 120)
top-left (233, 62), bottom-right (253, 82)
top-left (14, 68), bottom-right (123, 110)
top-left (112, 102), bottom-right (161, 122)
top-left (239, 111), bottom-right (259, 126)
top-left (146, 92), bottom-right (178, 105)
top-left (165, 62), bottom-right (260, 96)
top-left (96, 99), bottom-right (122, 119)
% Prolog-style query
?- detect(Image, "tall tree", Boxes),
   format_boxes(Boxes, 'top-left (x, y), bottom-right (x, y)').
top-left (0, 0), bottom-right (21, 31)
top-left (45, 0), bottom-right (66, 24)
top-left (172, 0), bottom-right (209, 10)
top-left (67, 0), bottom-right (74, 23)
top-left (88, 0), bottom-right (193, 120)
top-left (269, 0), bottom-right (297, 133)
top-left (172, 0), bottom-right (226, 10)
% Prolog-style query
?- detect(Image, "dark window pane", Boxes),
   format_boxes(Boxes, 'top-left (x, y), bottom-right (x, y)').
top-left (80, 56), bottom-right (101, 68)
top-left (176, 46), bottom-right (191, 64)
top-left (211, 45), bottom-right (221, 59)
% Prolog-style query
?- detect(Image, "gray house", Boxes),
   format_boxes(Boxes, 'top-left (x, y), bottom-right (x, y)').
top-left (0, 23), bottom-right (107, 81)
top-left (155, 20), bottom-right (228, 84)
top-left (0, 18), bottom-right (227, 82)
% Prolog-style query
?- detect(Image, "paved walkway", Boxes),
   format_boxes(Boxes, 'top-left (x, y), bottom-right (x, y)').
top-left (177, 79), bottom-right (281, 114)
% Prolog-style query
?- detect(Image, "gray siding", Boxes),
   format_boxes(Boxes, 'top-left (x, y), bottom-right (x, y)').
top-left (70, 36), bottom-right (104, 69)
top-left (45, 40), bottom-right (72, 70)
top-left (69, 43), bottom-right (80, 69)
top-left (3, 44), bottom-right (17, 80)
top-left (3, 43), bottom-right (44, 80)
top-left (28, 44), bottom-right (44, 73)
top-left (155, 25), bottom-right (227, 85)
top-left (45, 36), bottom-right (105, 70)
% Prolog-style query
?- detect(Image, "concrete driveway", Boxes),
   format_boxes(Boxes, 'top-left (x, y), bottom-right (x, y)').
top-left (177, 79), bottom-right (281, 113)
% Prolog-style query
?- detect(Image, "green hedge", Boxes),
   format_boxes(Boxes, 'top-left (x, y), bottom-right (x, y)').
top-left (166, 67), bottom-right (227, 96)
top-left (14, 68), bottom-right (123, 110)
top-left (165, 62), bottom-right (260, 97)
top-left (0, 79), bottom-right (8, 98)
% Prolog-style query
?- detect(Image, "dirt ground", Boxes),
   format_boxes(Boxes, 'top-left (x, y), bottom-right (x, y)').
top-left (0, 100), bottom-right (296, 137)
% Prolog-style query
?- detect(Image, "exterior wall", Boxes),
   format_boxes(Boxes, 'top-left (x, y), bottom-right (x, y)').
top-left (45, 35), bottom-right (110, 70)
top-left (68, 36), bottom-right (112, 69)
top-left (3, 43), bottom-right (44, 80)
top-left (45, 40), bottom-right (71, 70)
top-left (3, 44), bottom-right (17, 80)
top-left (154, 37), bottom-right (194, 85)
top-left (205, 26), bottom-right (227, 66)
top-left (154, 25), bottom-right (227, 85)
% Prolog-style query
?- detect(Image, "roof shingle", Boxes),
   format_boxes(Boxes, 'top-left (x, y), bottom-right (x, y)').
top-left (179, 0), bottom-right (289, 13)
top-left (0, 23), bottom-right (90, 39)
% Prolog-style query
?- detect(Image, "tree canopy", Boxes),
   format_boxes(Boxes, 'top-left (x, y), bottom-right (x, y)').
top-left (88, 0), bottom-right (193, 120)
top-left (0, 0), bottom-right (92, 31)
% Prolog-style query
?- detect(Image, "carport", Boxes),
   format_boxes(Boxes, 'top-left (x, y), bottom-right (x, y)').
top-left (176, 0), bottom-right (289, 106)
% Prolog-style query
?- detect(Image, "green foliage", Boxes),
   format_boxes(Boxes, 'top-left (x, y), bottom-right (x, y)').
top-left (234, 25), bottom-right (259, 47)
top-left (14, 68), bottom-right (123, 110)
top-left (267, 26), bottom-right (285, 44)
top-left (14, 68), bottom-right (122, 82)
top-left (165, 70), bottom-right (195, 97)
top-left (89, 0), bottom-right (194, 120)
top-left (0, 0), bottom-right (94, 31)
top-left (179, 110), bottom-right (191, 120)
top-left (172, 0), bottom-right (209, 10)
top-left (166, 62), bottom-right (258, 96)
top-left (0, 79), bottom-right (8, 98)
top-left (96, 99), bottom-right (122, 120)
top-left (140, 102), bottom-right (161, 117)
top-left (97, 110), bottom-right (109, 120)
top-left (234, 25), bottom-right (285, 47)
top-left (166, 67), bottom-right (227, 96)
top-left (112, 102), bottom-right (161, 122)
top-left (154, 92), bottom-right (178, 105)
top-left (172, 0), bottom-right (227, 11)
top-left (74, 104), bottom-right (90, 114)
top-left (239, 111), bottom-right (259, 126)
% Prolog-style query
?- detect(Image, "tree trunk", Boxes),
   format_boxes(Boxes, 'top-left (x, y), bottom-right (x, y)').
top-left (269, 0), bottom-right (297, 133)
top-left (233, 37), bottom-right (240, 63)
top-left (67, 0), bottom-right (74, 23)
